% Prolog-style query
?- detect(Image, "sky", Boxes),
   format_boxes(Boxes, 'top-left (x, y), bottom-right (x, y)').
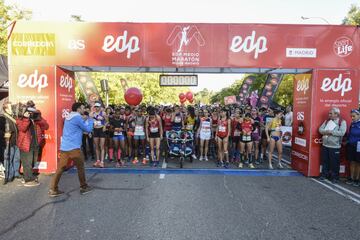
top-left (5, 0), bottom-right (359, 92)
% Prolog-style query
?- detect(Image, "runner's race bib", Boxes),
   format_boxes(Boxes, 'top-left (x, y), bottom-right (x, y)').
top-left (242, 135), bottom-right (252, 141)
top-left (186, 124), bottom-right (193, 130)
top-left (202, 122), bottom-right (211, 132)
top-left (135, 125), bottom-right (145, 135)
top-left (150, 127), bottom-right (159, 133)
top-left (114, 131), bottom-right (123, 136)
top-left (234, 130), bottom-right (241, 137)
top-left (219, 126), bottom-right (226, 132)
top-left (175, 116), bottom-right (182, 123)
top-left (94, 120), bottom-right (102, 127)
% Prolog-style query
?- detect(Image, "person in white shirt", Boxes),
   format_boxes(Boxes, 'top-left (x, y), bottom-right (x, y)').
top-left (284, 105), bottom-right (293, 127)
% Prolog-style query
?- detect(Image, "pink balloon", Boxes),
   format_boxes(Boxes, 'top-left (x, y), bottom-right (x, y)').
top-left (179, 93), bottom-right (186, 101)
top-left (186, 91), bottom-right (193, 101)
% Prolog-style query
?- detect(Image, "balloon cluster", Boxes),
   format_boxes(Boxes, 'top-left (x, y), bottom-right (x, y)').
top-left (179, 91), bottom-right (194, 104)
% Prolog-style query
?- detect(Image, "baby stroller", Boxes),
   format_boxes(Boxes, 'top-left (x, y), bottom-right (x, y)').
top-left (166, 130), bottom-right (194, 168)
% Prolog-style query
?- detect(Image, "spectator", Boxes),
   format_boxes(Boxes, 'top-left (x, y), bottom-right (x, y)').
top-left (49, 102), bottom-right (94, 197)
top-left (346, 109), bottom-right (360, 186)
top-left (284, 105), bottom-right (293, 126)
top-left (1, 100), bottom-right (20, 183)
top-left (16, 104), bottom-right (49, 187)
top-left (319, 107), bottom-right (347, 183)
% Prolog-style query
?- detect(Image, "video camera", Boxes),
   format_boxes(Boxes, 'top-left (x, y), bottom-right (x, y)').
top-left (25, 107), bottom-right (41, 120)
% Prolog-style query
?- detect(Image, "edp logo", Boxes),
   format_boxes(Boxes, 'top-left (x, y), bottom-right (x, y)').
top-left (17, 70), bottom-right (48, 93)
top-left (230, 31), bottom-right (268, 59)
top-left (60, 74), bottom-right (73, 92)
top-left (296, 77), bottom-right (309, 94)
top-left (320, 74), bottom-right (352, 97)
top-left (102, 31), bottom-right (140, 59)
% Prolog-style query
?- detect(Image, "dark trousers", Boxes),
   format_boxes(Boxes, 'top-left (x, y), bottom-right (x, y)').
top-left (82, 134), bottom-right (94, 160)
top-left (321, 146), bottom-right (341, 180)
top-left (20, 145), bottom-right (39, 182)
top-left (50, 149), bottom-right (87, 191)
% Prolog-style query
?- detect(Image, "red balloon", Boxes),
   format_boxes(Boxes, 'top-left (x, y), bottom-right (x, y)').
top-left (179, 93), bottom-right (186, 100)
top-left (186, 91), bottom-right (193, 101)
top-left (188, 98), bottom-right (194, 104)
top-left (180, 98), bottom-right (187, 104)
top-left (124, 87), bottom-right (143, 106)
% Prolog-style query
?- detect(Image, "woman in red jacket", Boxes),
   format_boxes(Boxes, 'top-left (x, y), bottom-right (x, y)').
top-left (16, 107), bottom-right (49, 187)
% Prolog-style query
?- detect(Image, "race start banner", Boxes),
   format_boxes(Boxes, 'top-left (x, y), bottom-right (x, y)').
top-left (7, 21), bottom-right (360, 175)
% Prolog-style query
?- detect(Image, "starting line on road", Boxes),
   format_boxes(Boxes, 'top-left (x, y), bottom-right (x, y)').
top-left (68, 168), bottom-right (302, 177)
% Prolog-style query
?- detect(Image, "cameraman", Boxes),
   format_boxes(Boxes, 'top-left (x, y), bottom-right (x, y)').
top-left (16, 105), bottom-right (49, 187)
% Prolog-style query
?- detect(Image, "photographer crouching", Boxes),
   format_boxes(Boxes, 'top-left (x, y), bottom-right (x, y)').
top-left (16, 103), bottom-right (49, 187)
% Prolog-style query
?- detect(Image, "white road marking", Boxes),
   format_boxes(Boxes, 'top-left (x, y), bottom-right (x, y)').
top-left (323, 179), bottom-right (360, 199)
top-left (159, 161), bottom-right (167, 179)
top-left (311, 178), bottom-right (360, 205)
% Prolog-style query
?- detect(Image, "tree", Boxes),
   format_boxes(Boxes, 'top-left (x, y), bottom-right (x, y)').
top-left (343, 4), bottom-right (360, 25)
top-left (0, 0), bottom-right (32, 55)
top-left (273, 74), bottom-right (294, 107)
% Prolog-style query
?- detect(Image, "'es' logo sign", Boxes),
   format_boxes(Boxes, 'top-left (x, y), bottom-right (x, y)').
top-left (230, 31), bottom-right (268, 59)
top-left (296, 77), bottom-right (309, 94)
top-left (60, 74), bottom-right (73, 92)
top-left (102, 31), bottom-right (140, 59)
top-left (17, 70), bottom-right (48, 93)
top-left (320, 74), bottom-right (352, 97)
top-left (296, 112), bottom-right (304, 121)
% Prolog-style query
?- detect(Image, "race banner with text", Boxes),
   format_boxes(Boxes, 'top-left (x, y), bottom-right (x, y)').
top-left (291, 74), bottom-right (313, 176)
top-left (9, 65), bottom-right (57, 173)
top-left (238, 76), bottom-right (256, 105)
top-left (309, 69), bottom-right (360, 177)
top-left (56, 67), bottom-right (75, 164)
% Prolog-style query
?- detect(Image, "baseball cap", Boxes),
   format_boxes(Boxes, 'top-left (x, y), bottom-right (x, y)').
top-left (94, 102), bottom-right (101, 107)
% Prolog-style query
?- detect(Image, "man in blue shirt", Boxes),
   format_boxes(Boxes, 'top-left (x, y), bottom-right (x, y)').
top-left (49, 102), bottom-right (94, 197)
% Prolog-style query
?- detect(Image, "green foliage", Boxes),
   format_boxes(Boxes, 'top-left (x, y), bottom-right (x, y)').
top-left (75, 72), bottom-right (190, 105)
top-left (0, 0), bottom-right (32, 55)
top-left (210, 74), bottom-right (266, 104)
top-left (343, 4), bottom-right (360, 25)
top-left (273, 74), bottom-right (294, 107)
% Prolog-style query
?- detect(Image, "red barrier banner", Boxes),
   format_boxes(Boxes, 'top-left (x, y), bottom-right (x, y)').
top-left (309, 69), bottom-right (360, 176)
top-left (291, 74), bottom-right (313, 176)
top-left (9, 65), bottom-right (57, 173)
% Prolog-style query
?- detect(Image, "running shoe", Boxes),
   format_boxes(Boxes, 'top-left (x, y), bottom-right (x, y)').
top-left (48, 189), bottom-right (64, 198)
top-left (204, 156), bottom-right (209, 161)
top-left (99, 161), bottom-right (104, 168)
top-left (142, 158), bottom-right (148, 165)
top-left (93, 160), bottom-right (101, 167)
top-left (199, 156), bottom-right (204, 161)
top-left (238, 162), bottom-right (243, 168)
top-left (249, 163), bottom-right (255, 169)
top-left (268, 164), bottom-right (274, 170)
top-left (153, 161), bottom-right (159, 167)
top-left (352, 181), bottom-right (359, 187)
top-left (116, 162), bottom-right (122, 168)
top-left (80, 185), bottom-right (93, 195)
top-left (192, 154), bottom-right (197, 160)
top-left (132, 158), bottom-right (139, 164)
top-left (278, 163), bottom-right (284, 169)
top-left (217, 161), bottom-right (223, 167)
top-left (224, 162), bottom-right (229, 169)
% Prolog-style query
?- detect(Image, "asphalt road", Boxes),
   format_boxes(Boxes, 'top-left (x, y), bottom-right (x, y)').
top-left (0, 171), bottom-right (359, 240)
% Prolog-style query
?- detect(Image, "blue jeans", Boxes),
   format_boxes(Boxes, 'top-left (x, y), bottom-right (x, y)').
top-left (321, 146), bottom-right (340, 180)
top-left (3, 145), bottom-right (20, 182)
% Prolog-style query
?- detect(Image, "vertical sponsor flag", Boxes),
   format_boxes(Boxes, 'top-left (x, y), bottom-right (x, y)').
top-left (257, 74), bottom-right (284, 108)
top-left (238, 76), bottom-right (256, 105)
top-left (75, 72), bottom-right (102, 106)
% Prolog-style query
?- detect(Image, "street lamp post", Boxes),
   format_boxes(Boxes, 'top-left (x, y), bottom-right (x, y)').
top-left (301, 16), bottom-right (330, 24)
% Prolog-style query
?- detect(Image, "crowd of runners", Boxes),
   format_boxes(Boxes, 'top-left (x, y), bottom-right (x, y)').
top-left (81, 102), bottom-right (292, 169)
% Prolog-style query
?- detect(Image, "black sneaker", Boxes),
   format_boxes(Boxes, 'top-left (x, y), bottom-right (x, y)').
top-left (345, 179), bottom-right (354, 185)
top-left (319, 176), bottom-right (326, 181)
top-left (24, 181), bottom-right (40, 187)
top-left (353, 181), bottom-right (359, 187)
top-left (48, 189), bottom-right (64, 198)
top-left (331, 179), bottom-right (338, 184)
top-left (80, 186), bottom-right (94, 195)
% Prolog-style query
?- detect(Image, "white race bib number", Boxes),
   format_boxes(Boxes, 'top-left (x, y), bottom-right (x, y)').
top-left (219, 126), bottom-right (226, 132)
top-left (234, 130), bottom-right (241, 137)
top-left (135, 125), bottom-right (144, 135)
top-left (186, 124), bottom-right (193, 130)
top-left (150, 127), bottom-right (159, 133)
top-left (94, 120), bottom-right (102, 126)
top-left (114, 131), bottom-right (122, 136)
